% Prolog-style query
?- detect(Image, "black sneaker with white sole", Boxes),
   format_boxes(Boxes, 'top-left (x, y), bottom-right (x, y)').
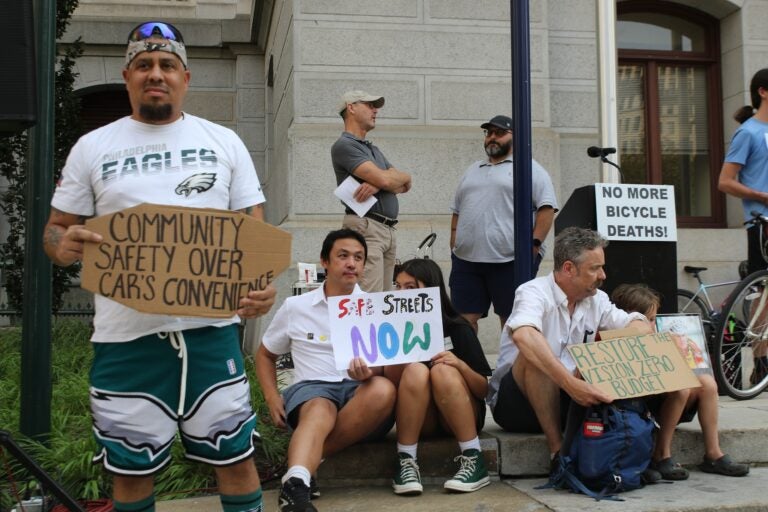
top-left (278, 477), bottom-right (317, 512)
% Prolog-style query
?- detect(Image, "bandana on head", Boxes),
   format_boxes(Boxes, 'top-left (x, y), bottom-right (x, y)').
top-left (125, 38), bottom-right (188, 69)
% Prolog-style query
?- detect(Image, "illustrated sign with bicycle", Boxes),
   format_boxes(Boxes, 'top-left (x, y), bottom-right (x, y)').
top-left (328, 287), bottom-right (444, 369)
top-left (594, 183), bottom-right (677, 241)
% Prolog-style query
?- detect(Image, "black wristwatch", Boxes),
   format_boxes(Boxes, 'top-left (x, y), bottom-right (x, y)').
top-left (533, 238), bottom-right (542, 247)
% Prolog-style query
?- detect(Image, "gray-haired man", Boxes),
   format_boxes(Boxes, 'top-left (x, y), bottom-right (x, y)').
top-left (331, 90), bottom-right (412, 292)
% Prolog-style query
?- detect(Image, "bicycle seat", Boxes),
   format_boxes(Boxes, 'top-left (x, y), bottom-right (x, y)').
top-left (683, 265), bottom-right (708, 274)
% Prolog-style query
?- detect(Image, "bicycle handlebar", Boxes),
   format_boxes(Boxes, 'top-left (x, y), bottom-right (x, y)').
top-left (418, 233), bottom-right (437, 250)
top-left (747, 210), bottom-right (768, 226)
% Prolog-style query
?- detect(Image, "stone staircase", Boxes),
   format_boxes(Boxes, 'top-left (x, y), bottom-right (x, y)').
top-left (316, 395), bottom-right (768, 487)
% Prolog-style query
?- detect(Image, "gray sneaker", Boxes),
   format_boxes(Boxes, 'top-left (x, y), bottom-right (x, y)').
top-left (444, 449), bottom-right (491, 493)
top-left (392, 452), bottom-right (423, 495)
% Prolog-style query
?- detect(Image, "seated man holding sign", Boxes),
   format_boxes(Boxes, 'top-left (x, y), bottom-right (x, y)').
top-left (43, 21), bottom-right (275, 512)
top-left (487, 227), bottom-right (650, 473)
top-left (256, 229), bottom-right (396, 512)
top-left (611, 284), bottom-right (749, 478)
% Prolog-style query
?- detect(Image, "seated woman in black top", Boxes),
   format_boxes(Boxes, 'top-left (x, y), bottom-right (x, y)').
top-left (388, 258), bottom-right (492, 495)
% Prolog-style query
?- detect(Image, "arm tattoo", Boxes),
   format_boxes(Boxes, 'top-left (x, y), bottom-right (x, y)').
top-left (43, 225), bottom-right (63, 247)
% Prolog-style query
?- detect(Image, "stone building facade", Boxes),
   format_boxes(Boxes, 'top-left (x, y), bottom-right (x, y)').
top-left (56, 0), bottom-right (765, 349)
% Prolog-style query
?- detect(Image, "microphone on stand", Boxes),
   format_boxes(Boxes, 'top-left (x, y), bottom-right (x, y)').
top-left (587, 146), bottom-right (616, 158)
top-left (587, 146), bottom-right (624, 183)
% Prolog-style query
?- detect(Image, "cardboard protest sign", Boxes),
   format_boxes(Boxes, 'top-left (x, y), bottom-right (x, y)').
top-left (568, 332), bottom-right (700, 400)
top-left (81, 203), bottom-right (292, 318)
top-left (328, 287), bottom-right (444, 370)
top-left (594, 183), bottom-right (677, 241)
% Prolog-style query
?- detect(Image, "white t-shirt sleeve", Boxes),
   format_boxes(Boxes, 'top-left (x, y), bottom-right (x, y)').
top-left (228, 136), bottom-right (266, 211)
top-left (51, 139), bottom-right (96, 217)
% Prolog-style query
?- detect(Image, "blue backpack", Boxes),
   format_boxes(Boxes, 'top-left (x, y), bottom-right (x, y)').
top-left (548, 400), bottom-right (655, 501)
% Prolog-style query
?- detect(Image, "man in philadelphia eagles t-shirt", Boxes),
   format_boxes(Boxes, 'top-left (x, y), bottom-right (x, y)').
top-left (43, 21), bottom-right (274, 512)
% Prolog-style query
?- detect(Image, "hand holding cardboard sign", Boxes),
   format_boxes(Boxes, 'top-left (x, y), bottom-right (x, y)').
top-left (237, 285), bottom-right (277, 319)
top-left (50, 223), bottom-right (103, 267)
top-left (564, 377), bottom-right (614, 407)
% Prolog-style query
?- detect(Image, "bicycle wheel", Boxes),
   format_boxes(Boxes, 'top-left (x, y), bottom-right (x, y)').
top-left (676, 289), bottom-right (709, 319)
top-left (711, 270), bottom-right (768, 399)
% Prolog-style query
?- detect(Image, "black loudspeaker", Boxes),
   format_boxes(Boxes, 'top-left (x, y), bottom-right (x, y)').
top-left (555, 185), bottom-right (678, 314)
top-left (0, 0), bottom-right (36, 133)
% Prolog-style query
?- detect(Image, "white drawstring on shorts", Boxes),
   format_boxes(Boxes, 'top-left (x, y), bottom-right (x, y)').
top-left (158, 331), bottom-right (188, 416)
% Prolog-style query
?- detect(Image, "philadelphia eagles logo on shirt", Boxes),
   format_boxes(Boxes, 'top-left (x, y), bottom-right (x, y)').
top-left (175, 173), bottom-right (217, 197)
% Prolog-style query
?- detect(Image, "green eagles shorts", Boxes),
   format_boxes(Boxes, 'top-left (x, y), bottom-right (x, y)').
top-left (89, 324), bottom-right (258, 476)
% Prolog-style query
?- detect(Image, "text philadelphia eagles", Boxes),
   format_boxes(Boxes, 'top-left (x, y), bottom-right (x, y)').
top-left (101, 146), bottom-right (218, 182)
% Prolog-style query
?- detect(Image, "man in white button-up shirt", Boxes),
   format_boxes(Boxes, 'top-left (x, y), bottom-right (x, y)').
top-left (256, 229), bottom-right (396, 511)
top-left (487, 227), bottom-right (650, 466)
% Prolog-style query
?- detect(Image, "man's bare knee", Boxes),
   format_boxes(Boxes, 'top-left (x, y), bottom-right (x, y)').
top-left (359, 375), bottom-right (396, 406)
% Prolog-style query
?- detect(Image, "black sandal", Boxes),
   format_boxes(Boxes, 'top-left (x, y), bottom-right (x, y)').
top-left (699, 454), bottom-right (750, 477)
top-left (652, 457), bottom-right (689, 480)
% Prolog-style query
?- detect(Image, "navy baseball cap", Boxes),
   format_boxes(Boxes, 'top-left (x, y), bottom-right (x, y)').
top-left (481, 115), bottom-right (513, 131)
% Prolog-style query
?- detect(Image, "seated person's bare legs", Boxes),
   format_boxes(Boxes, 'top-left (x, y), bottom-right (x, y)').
top-left (653, 389), bottom-right (689, 463)
top-left (512, 353), bottom-right (563, 454)
top-left (395, 363), bottom-right (436, 446)
top-left (322, 375), bottom-right (396, 458)
top-left (431, 363), bottom-right (482, 443)
top-left (690, 375), bottom-right (723, 461)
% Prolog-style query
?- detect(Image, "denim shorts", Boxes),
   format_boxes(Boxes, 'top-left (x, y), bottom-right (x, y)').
top-left (283, 379), bottom-right (394, 439)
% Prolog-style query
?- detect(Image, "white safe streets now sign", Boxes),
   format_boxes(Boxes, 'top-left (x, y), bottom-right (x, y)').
top-left (594, 183), bottom-right (677, 242)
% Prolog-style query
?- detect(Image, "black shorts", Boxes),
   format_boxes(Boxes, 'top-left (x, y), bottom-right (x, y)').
top-left (491, 371), bottom-right (571, 433)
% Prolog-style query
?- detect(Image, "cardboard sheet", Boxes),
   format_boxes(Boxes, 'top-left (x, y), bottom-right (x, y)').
top-left (81, 203), bottom-right (292, 318)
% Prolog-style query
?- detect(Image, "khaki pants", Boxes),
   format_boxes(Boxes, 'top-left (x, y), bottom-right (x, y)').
top-left (342, 214), bottom-right (397, 292)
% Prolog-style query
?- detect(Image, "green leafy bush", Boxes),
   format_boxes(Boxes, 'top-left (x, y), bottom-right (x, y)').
top-left (0, 320), bottom-right (289, 509)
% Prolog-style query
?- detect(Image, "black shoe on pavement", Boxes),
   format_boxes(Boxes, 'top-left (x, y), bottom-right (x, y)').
top-left (278, 477), bottom-right (317, 512)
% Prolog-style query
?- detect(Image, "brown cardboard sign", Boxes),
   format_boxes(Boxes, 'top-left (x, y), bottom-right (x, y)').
top-left (81, 203), bottom-right (292, 318)
top-left (567, 332), bottom-right (701, 400)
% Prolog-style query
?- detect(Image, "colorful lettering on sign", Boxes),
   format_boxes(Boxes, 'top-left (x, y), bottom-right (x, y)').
top-left (350, 321), bottom-right (432, 363)
top-left (338, 297), bottom-right (374, 318)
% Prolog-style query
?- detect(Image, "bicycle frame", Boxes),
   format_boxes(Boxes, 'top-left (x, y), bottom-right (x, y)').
top-left (684, 278), bottom-right (740, 316)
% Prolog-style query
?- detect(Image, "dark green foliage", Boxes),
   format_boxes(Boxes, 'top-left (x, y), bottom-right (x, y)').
top-left (0, 320), bottom-right (289, 507)
top-left (0, 0), bottom-right (82, 313)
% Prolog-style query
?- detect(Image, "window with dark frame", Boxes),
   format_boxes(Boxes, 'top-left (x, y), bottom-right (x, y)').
top-left (617, 1), bottom-right (724, 228)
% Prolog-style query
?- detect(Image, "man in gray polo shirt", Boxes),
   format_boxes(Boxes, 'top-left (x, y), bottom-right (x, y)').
top-left (449, 114), bottom-right (558, 333)
top-left (331, 90), bottom-right (412, 292)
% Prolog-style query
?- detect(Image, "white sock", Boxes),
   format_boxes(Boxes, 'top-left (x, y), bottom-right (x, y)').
top-left (282, 465), bottom-right (311, 487)
top-left (397, 443), bottom-right (418, 459)
top-left (459, 437), bottom-right (481, 453)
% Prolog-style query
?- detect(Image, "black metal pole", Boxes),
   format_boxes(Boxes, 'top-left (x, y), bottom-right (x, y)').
top-left (21, 0), bottom-right (55, 439)
top-left (511, 0), bottom-right (534, 286)
top-left (0, 431), bottom-right (85, 512)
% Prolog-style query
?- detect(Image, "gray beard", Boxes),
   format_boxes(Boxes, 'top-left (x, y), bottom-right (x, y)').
top-left (139, 103), bottom-right (173, 122)
top-left (485, 140), bottom-right (512, 158)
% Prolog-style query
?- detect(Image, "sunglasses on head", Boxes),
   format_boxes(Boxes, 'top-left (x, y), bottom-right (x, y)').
top-left (127, 22), bottom-right (184, 43)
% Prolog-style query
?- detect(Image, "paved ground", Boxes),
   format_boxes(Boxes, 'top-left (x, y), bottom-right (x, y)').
top-left (155, 394), bottom-right (768, 511)
top-left (158, 468), bottom-right (768, 511)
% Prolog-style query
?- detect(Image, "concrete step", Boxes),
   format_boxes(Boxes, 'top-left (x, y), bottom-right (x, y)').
top-left (316, 394), bottom-right (768, 485)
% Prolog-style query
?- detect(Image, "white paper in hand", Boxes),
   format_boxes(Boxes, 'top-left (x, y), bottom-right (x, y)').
top-left (334, 175), bottom-right (378, 217)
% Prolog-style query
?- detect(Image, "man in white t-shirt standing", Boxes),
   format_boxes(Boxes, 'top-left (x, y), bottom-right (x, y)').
top-left (43, 21), bottom-right (275, 512)
top-left (256, 229), bottom-right (396, 512)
